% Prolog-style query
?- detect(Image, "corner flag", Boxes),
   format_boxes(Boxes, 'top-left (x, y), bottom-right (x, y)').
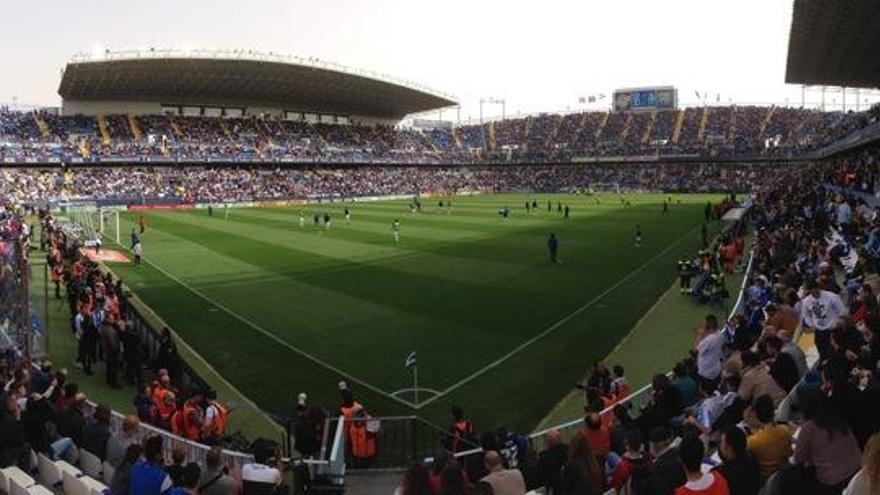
top-left (404, 351), bottom-right (417, 370)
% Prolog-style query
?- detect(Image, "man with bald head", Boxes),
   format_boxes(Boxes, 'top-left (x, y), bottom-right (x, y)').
top-left (481, 450), bottom-right (526, 495)
top-left (534, 428), bottom-right (567, 492)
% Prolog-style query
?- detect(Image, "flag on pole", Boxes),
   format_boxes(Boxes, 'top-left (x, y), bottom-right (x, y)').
top-left (405, 351), bottom-right (417, 370)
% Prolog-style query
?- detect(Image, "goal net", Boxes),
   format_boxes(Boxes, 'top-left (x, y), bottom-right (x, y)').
top-left (66, 205), bottom-right (121, 245)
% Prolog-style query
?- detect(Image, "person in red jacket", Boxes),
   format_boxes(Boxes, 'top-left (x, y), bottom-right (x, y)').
top-left (676, 435), bottom-right (729, 495)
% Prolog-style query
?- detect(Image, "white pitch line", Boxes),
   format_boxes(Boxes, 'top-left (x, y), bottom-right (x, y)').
top-left (413, 224), bottom-right (701, 409)
top-left (106, 231), bottom-right (417, 409)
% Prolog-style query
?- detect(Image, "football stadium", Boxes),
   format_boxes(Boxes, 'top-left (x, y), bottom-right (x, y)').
top-left (3, 1), bottom-right (880, 493)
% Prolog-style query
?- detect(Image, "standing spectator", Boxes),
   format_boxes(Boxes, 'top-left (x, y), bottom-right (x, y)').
top-left (533, 429), bottom-right (567, 493)
top-left (101, 314), bottom-right (121, 388)
top-left (672, 361), bottom-right (699, 407)
top-left (713, 427), bottom-right (759, 495)
top-left (675, 435), bottom-right (729, 495)
top-left (558, 433), bottom-right (604, 495)
top-left (82, 403), bottom-right (112, 460)
top-left (198, 447), bottom-right (239, 495)
top-left (695, 315), bottom-right (726, 387)
top-left (121, 319), bottom-right (144, 386)
top-left (581, 411), bottom-right (611, 459)
top-left (395, 461), bottom-right (432, 495)
top-left (202, 390), bottom-right (227, 445)
top-left (110, 444), bottom-right (142, 495)
top-left (130, 435), bottom-right (173, 495)
top-left (801, 278), bottom-right (848, 362)
top-left (107, 415), bottom-right (140, 468)
top-left (745, 395), bottom-right (792, 482)
top-left (133, 384), bottom-right (155, 423)
top-left (480, 451), bottom-right (526, 495)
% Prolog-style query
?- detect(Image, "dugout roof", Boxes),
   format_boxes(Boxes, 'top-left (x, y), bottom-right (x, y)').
top-left (785, 0), bottom-right (880, 88)
top-left (58, 49), bottom-right (458, 119)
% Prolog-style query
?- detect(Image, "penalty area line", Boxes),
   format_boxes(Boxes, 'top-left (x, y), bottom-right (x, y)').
top-left (413, 224), bottom-right (701, 410)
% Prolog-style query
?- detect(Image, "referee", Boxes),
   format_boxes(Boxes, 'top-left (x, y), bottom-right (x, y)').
top-left (547, 233), bottom-right (560, 264)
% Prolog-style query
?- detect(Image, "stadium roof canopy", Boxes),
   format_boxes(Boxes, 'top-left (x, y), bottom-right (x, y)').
top-left (58, 49), bottom-right (458, 120)
top-left (785, 0), bottom-right (880, 88)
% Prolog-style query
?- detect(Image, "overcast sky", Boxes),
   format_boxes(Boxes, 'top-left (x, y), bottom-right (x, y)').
top-left (1, 0), bottom-right (877, 120)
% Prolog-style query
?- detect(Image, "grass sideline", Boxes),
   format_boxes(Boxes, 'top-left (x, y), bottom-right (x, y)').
top-left (30, 245), bottom-right (285, 444)
top-left (95, 193), bottom-right (721, 431)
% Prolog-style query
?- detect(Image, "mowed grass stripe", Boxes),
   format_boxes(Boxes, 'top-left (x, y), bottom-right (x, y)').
top-left (108, 194), bottom-right (720, 430)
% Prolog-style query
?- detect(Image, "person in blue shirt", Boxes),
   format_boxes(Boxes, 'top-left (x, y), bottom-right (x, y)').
top-left (130, 435), bottom-right (172, 495)
top-left (548, 233), bottom-right (559, 264)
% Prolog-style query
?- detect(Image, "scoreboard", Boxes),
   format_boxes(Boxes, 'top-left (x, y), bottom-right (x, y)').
top-left (613, 86), bottom-right (677, 112)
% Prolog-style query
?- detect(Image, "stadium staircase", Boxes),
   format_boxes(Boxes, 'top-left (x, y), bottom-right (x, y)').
top-left (759, 105), bottom-right (776, 139)
top-left (595, 111), bottom-right (610, 140)
top-left (521, 116), bottom-right (533, 153)
top-left (642, 111), bottom-right (657, 144)
top-left (170, 117), bottom-right (184, 139)
top-left (128, 115), bottom-right (144, 140)
top-left (97, 115), bottom-right (111, 145)
top-left (451, 127), bottom-right (464, 149)
top-left (486, 122), bottom-right (496, 151)
top-left (671, 109), bottom-right (685, 144)
top-left (619, 113), bottom-right (634, 142)
top-left (729, 106), bottom-right (738, 142)
top-left (545, 115), bottom-right (563, 148)
top-left (34, 114), bottom-right (49, 139)
top-left (697, 106), bottom-right (709, 142)
top-left (78, 138), bottom-right (90, 158)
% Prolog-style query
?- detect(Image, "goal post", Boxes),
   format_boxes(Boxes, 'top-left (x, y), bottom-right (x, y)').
top-left (64, 204), bottom-right (120, 245)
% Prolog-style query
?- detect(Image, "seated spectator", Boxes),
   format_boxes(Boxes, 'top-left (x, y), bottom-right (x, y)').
top-left (166, 445), bottom-right (187, 487)
top-left (792, 390), bottom-right (862, 492)
top-left (609, 430), bottom-right (651, 493)
top-left (777, 329), bottom-right (807, 379)
top-left (637, 373), bottom-right (684, 435)
top-left (480, 450), bottom-right (526, 495)
top-left (169, 462), bottom-right (201, 495)
top-left (0, 392), bottom-right (30, 469)
top-left (439, 458), bottom-right (478, 495)
top-left (532, 428), bottom-right (567, 492)
top-left (683, 378), bottom-right (736, 437)
top-left (110, 444), bottom-right (142, 495)
top-left (130, 435), bottom-right (173, 495)
top-left (672, 361), bottom-right (699, 407)
top-left (714, 426), bottom-right (759, 495)
top-left (198, 447), bottom-right (239, 495)
top-left (764, 302), bottom-right (798, 335)
top-left (497, 426), bottom-right (529, 469)
top-left (242, 440), bottom-right (283, 494)
top-left (82, 402), bottom-right (112, 460)
top-left (611, 365), bottom-right (631, 401)
top-left (762, 336), bottom-right (800, 392)
top-left (647, 427), bottom-right (686, 495)
top-left (675, 434), bottom-right (729, 495)
top-left (107, 415), bottom-right (140, 468)
top-left (395, 461), bottom-right (432, 495)
top-left (738, 351), bottom-right (786, 407)
top-left (558, 433), bottom-right (604, 495)
top-left (844, 432), bottom-right (880, 495)
top-left (746, 395), bottom-right (792, 482)
top-left (57, 391), bottom-right (87, 446)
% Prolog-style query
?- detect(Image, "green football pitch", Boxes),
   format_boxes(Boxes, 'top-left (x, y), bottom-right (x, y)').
top-left (103, 193), bottom-right (720, 431)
